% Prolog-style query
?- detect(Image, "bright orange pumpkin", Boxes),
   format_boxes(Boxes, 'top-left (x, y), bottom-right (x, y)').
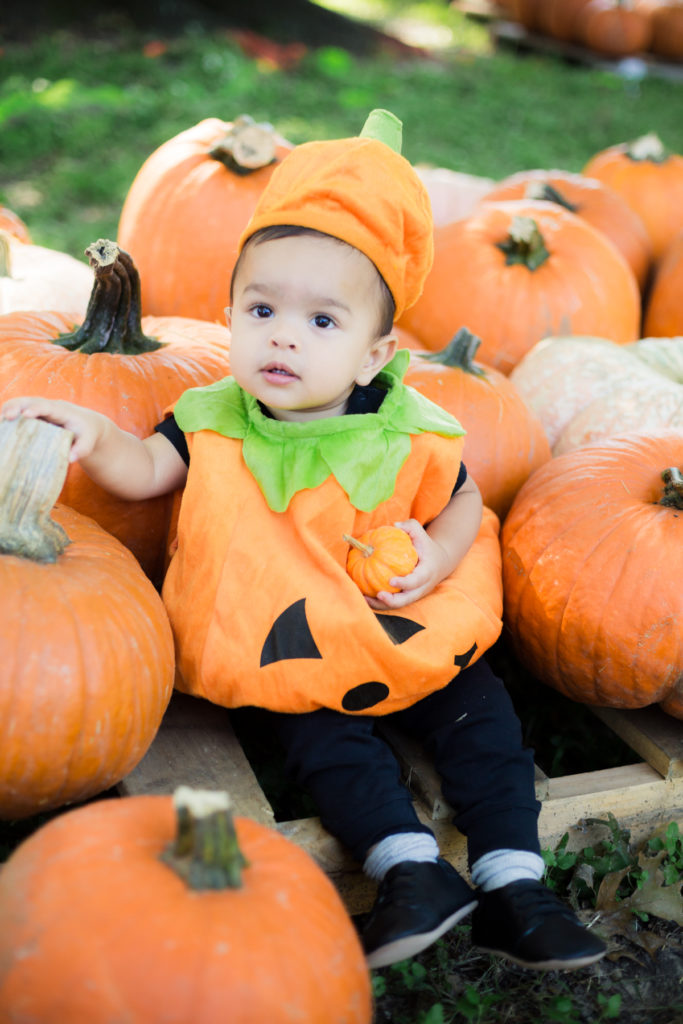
top-left (0, 788), bottom-right (372, 1023)
top-left (643, 230), bottom-right (683, 338)
top-left (501, 432), bottom-right (683, 718)
top-left (0, 417), bottom-right (175, 819)
top-left (0, 240), bottom-right (232, 584)
top-left (399, 199), bottom-right (641, 374)
top-left (404, 328), bottom-right (551, 519)
top-left (583, 133), bottom-right (683, 263)
top-left (118, 116), bottom-right (293, 322)
top-left (482, 169), bottom-right (652, 290)
top-left (345, 525), bottom-right (419, 597)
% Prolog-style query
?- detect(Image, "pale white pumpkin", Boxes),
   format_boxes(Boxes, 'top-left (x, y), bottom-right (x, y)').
top-left (0, 232), bottom-right (94, 316)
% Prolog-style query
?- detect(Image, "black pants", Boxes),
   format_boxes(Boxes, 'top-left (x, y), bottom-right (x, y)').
top-left (252, 657), bottom-right (542, 867)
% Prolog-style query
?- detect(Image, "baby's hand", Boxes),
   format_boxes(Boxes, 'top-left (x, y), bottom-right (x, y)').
top-left (1, 397), bottom-right (105, 462)
top-left (365, 519), bottom-right (451, 610)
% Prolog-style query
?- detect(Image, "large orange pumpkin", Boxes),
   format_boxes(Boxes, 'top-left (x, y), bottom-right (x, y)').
top-left (0, 417), bottom-right (175, 819)
top-left (481, 168), bottom-right (652, 290)
top-left (0, 240), bottom-right (232, 584)
top-left (643, 230), bottom-right (683, 338)
top-left (583, 133), bottom-right (683, 264)
top-left (404, 327), bottom-right (552, 519)
top-left (501, 432), bottom-right (683, 718)
top-left (399, 199), bottom-right (641, 374)
top-left (118, 116), bottom-right (294, 322)
top-left (0, 787), bottom-right (372, 1023)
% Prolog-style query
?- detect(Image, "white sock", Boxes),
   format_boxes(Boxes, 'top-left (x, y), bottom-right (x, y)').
top-left (363, 832), bottom-right (440, 881)
top-left (470, 848), bottom-right (545, 892)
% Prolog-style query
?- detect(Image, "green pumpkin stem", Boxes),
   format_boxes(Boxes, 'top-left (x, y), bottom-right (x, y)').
top-left (525, 181), bottom-right (578, 213)
top-left (497, 216), bottom-right (550, 271)
top-left (54, 239), bottom-right (162, 354)
top-left (343, 532), bottom-right (374, 558)
top-left (660, 468), bottom-right (683, 510)
top-left (0, 417), bottom-right (72, 563)
top-left (415, 326), bottom-right (487, 378)
top-left (161, 787), bottom-right (249, 890)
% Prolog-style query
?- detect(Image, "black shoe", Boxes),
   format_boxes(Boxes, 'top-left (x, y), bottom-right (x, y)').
top-left (362, 858), bottom-right (477, 969)
top-left (471, 879), bottom-right (607, 970)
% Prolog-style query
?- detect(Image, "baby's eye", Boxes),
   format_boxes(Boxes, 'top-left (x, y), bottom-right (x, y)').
top-left (251, 304), bottom-right (273, 319)
top-left (313, 314), bottom-right (335, 329)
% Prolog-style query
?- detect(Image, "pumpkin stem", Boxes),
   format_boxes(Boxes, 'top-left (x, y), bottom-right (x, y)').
top-left (414, 326), bottom-right (487, 377)
top-left (208, 114), bottom-right (278, 174)
top-left (53, 240), bottom-right (163, 354)
top-left (627, 132), bottom-right (667, 163)
top-left (660, 467), bottom-right (683, 510)
top-left (0, 417), bottom-right (72, 562)
top-left (160, 786), bottom-right (249, 890)
top-left (496, 216), bottom-right (550, 271)
top-left (525, 181), bottom-right (578, 213)
top-left (343, 532), bottom-right (374, 558)
top-left (0, 231), bottom-right (12, 278)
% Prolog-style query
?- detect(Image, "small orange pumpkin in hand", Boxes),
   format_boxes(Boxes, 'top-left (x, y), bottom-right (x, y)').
top-left (345, 526), bottom-right (418, 597)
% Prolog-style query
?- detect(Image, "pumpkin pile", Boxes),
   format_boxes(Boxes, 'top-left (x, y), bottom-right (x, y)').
top-left (499, 0), bottom-right (683, 62)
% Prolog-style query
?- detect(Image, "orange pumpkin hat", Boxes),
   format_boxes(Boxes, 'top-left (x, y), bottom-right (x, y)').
top-left (239, 109), bottom-right (434, 320)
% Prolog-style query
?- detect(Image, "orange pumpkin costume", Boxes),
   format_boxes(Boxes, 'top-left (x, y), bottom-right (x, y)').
top-left (161, 110), bottom-right (503, 715)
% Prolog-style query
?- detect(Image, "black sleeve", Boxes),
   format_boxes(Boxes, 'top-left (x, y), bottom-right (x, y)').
top-left (154, 415), bottom-right (190, 466)
top-left (452, 461), bottom-right (467, 495)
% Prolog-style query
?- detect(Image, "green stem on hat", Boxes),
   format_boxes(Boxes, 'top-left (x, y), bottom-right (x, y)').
top-left (360, 109), bottom-right (402, 154)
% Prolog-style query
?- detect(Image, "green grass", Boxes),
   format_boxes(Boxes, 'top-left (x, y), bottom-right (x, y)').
top-left (2, 12), bottom-right (683, 260)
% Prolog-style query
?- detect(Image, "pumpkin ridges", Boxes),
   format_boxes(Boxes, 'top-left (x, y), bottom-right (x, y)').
top-left (502, 433), bottom-right (683, 716)
top-left (399, 200), bottom-right (640, 373)
top-left (643, 231), bottom-right (683, 337)
top-left (0, 793), bottom-right (372, 1023)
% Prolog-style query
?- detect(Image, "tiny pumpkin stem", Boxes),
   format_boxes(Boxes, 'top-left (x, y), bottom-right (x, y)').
top-left (660, 467), bottom-right (683, 510)
top-left (208, 114), bottom-right (278, 174)
top-left (496, 216), bottom-right (550, 271)
top-left (0, 231), bottom-right (12, 278)
top-left (343, 532), bottom-right (374, 558)
top-left (415, 326), bottom-right (487, 378)
top-left (628, 132), bottom-right (667, 163)
top-left (160, 786), bottom-right (249, 890)
top-left (54, 240), bottom-right (162, 355)
top-left (0, 418), bottom-right (72, 563)
top-left (525, 181), bottom-right (578, 213)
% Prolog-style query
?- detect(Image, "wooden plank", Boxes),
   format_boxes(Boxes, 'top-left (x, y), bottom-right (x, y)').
top-left (590, 706), bottom-right (683, 781)
top-left (378, 721), bottom-right (549, 821)
top-left (117, 691), bottom-right (276, 827)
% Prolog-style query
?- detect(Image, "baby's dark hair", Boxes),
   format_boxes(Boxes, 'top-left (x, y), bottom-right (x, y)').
top-left (230, 225), bottom-right (396, 337)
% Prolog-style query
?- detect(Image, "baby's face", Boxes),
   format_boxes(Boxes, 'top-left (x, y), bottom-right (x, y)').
top-left (227, 234), bottom-right (394, 421)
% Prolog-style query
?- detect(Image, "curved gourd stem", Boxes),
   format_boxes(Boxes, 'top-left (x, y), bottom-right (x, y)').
top-left (54, 239), bottom-right (162, 354)
top-left (343, 532), bottom-right (374, 558)
top-left (414, 326), bottom-right (487, 378)
top-left (660, 468), bottom-right (683, 509)
top-left (161, 787), bottom-right (249, 890)
top-left (0, 417), bottom-right (72, 562)
top-left (208, 114), bottom-right (278, 174)
top-left (628, 132), bottom-right (668, 163)
top-left (0, 231), bottom-right (13, 278)
top-left (525, 181), bottom-right (578, 214)
top-left (496, 216), bottom-right (550, 270)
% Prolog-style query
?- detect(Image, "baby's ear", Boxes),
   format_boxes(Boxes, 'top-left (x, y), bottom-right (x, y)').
top-left (357, 333), bottom-right (398, 385)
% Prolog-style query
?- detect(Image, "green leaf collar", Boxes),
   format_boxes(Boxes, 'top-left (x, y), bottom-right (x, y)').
top-left (173, 350), bottom-right (465, 512)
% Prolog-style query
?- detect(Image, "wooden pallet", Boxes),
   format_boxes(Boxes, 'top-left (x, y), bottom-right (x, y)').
top-left (118, 691), bottom-right (683, 914)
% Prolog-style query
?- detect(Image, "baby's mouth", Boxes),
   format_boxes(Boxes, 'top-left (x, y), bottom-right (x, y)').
top-left (262, 362), bottom-right (299, 381)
